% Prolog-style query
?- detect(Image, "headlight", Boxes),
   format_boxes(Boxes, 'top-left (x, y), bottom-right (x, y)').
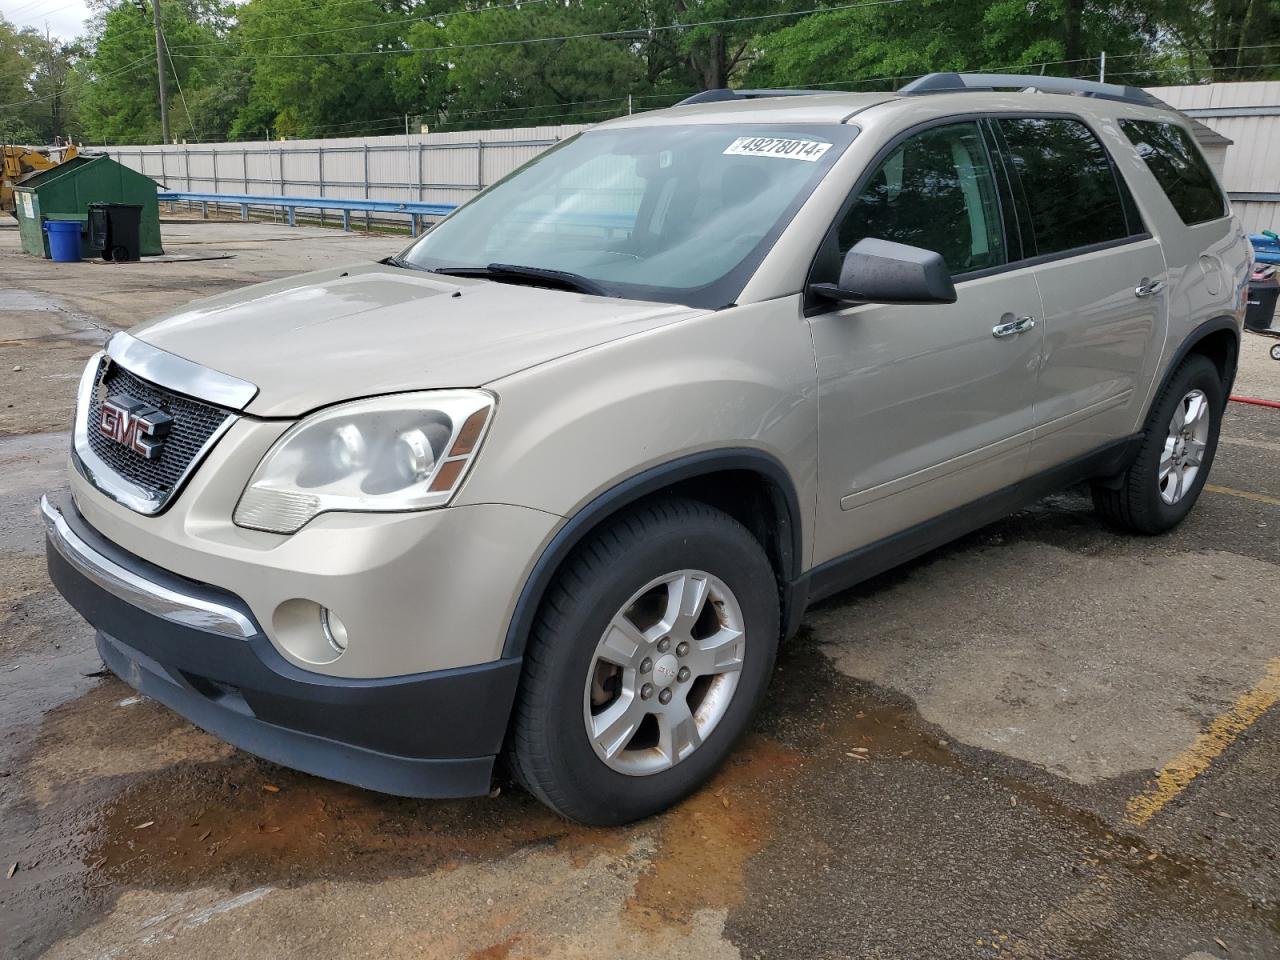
top-left (233, 390), bottom-right (494, 534)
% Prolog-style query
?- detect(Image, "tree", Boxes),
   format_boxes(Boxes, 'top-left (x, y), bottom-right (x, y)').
top-left (229, 0), bottom-right (409, 139)
top-left (79, 0), bottom-right (239, 144)
top-left (745, 0), bottom-right (1159, 91)
top-left (0, 16), bottom-right (83, 142)
top-left (1, 17), bottom-right (37, 140)
top-left (1144, 0), bottom-right (1280, 82)
top-left (21, 29), bottom-right (84, 141)
top-left (395, 1), bottom-right (644, 129)
top-left (59, 0), bottom-right (1280, 145)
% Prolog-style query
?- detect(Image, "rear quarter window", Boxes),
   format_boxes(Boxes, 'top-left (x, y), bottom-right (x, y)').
top-left (1118, 119), bottom-right (1228, 225)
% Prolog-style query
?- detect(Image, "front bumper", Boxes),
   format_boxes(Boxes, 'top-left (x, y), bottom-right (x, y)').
top-left (43, 492), bottom-right (522, 798)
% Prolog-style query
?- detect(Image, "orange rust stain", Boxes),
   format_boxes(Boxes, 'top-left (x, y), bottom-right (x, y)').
top-left (625, 735), bottom-right (802, 929)
top-left (468, 935), bottom-right (521, 960)
top-left (85, 755), bottom-right (625, 891)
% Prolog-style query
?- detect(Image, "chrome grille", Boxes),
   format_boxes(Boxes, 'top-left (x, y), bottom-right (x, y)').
top-left (83, 359), bottom-right (233, 508)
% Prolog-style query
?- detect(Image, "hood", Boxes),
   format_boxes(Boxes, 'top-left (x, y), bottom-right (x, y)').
top-left (131, 262), bottom-right (703, 417)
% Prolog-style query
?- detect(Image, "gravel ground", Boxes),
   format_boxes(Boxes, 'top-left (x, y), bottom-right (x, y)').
top-left (1, 218), bottom-right (1277, 960)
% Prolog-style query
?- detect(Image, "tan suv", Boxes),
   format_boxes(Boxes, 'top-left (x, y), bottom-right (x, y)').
top-left (44, 73), bottom-right (1251, 824)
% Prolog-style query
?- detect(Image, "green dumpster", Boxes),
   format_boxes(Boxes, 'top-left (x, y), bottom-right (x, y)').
top-left (14, 155), bottom-right (163, 259)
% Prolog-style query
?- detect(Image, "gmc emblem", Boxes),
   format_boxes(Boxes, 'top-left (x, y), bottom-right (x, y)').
top-left (99, 395), bottom-right (173, 460)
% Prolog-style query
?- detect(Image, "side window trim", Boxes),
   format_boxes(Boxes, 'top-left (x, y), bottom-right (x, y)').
top-left (993, 113), bottom-right (1149, 261)
top-left (804, 114), bottom-right (1007, 314)
top-left (980, 117), bottom-right (1028, 264)
top-left (804, 110), bottom-right (1158, 314)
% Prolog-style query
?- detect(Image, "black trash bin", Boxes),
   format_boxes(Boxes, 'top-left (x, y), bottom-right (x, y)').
top-left (1245, 272), bottom-right (1279, 335)
top-left (87, 202), bottom-right (143, 262)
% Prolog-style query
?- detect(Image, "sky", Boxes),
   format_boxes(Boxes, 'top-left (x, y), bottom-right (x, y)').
top-left (0, 0), bottom-right (94, 40)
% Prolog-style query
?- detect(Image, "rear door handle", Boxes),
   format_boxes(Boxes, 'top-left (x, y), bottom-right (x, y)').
top-left (992, 315), bottom-right (1036, 338)
top-left (1135, 278), bottom-right (1164, 298)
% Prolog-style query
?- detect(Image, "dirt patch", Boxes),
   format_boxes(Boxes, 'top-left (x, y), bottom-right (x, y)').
top-left (0, 552), bottom-right (71, 658)
top-left (468, 935), bottom-right (522, 960)
top-left (82, 753), bottom-right (628, 894)
top-left (0, 339), bottom-right (97, 436)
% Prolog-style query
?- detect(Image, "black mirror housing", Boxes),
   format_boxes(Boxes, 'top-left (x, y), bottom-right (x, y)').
top-left (811, 238), bottom-right (958, 305)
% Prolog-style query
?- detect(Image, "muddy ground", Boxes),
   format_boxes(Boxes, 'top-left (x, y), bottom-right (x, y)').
top-left (1, 218), bottom-right (1278, 959)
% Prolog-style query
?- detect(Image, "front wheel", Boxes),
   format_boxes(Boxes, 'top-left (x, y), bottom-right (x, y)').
top-left (508, 498), bottom-right (780, 825)
top-left (1091, 354), bottom-right (1224, 534)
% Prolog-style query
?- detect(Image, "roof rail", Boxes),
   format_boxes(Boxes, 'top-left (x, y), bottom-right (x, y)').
top-left (898, 72), bottom-right (1157, 108)
top-left (676, 88), bottom-right (844, 106)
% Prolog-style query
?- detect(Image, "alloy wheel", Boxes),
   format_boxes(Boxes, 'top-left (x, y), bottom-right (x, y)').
top-left (1159, 388), bottom-right (1210, 505)
top-left (583, 570), bottom-right (745, 776)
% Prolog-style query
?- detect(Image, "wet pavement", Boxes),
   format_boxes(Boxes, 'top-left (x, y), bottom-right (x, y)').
top-left (1, 219), bottom-right (1278, 959)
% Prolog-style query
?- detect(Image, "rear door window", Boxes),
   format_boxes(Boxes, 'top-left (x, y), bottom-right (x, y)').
top-left (1118, 119), bottom-right (1227, 225)
top-left (834, 121), bottom-right (1005, 276)
top-left (997, 117), bottom-right (1132, 257)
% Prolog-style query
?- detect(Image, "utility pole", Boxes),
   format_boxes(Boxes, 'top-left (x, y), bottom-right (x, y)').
top-left (151, 0), bottom-right (170, 144)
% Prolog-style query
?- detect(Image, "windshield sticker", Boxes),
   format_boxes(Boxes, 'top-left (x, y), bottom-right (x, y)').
top-left (723, 136), bottom-right (832, 162)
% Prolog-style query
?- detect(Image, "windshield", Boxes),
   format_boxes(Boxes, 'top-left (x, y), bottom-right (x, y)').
top-left (398, 123), bottom-right (857, 308)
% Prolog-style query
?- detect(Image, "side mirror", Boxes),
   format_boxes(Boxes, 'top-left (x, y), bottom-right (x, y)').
top-left (810, 237), bottom-right (957, 306)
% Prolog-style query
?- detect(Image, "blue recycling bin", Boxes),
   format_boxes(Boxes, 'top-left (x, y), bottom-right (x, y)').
top-left (1249, 231), bottom-right (1280, 265)
top-left (44, 219), bottom-right (83, 262)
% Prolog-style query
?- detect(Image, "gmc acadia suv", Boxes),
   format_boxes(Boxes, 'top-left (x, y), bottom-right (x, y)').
top-left (44, 73), bottom-right (1251, 824)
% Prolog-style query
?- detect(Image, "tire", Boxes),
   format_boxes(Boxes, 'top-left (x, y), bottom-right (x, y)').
top-left (508, 497), bottom-right (780, 825)
top-left (1091, 354), bottom-right (1224, 534)
top-left (110, 245), bottom-right (128, 263)
top-left (1271, 343), bottom-right (1280, 362)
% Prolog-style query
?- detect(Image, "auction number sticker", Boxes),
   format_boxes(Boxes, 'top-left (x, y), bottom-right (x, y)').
top-left (723, 136), bottom-right (832, 162)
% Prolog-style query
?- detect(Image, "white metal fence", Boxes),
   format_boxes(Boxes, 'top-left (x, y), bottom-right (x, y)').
top-left (103, 83), bottom-right (1280, 235)
top-left (103, 124), bottom-right (589, 210)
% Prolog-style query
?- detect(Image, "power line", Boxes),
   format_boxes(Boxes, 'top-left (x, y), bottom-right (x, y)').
top-left (159, 18), bottom-right (199, 141)
top-left (6, 0), bottom-right (86, 24)
top-left (3, 0), bottom-right (67, 19)
top-left (404, 39), bottom-right (1280, 127)
top-left (0, 52), bottom-right (155, 110)
top-left (169, 0), bottom-right (553, 51)
top-left (1100, 61), bottom-right (1280, 79)
top-left (171, 0), bottom-right (918, 60)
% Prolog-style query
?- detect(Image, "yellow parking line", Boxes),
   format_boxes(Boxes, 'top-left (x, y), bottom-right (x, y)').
top-left (1124, 658), bottom-right (1280, 827)
top-left (1203, 483), bottom-right (1280, 507)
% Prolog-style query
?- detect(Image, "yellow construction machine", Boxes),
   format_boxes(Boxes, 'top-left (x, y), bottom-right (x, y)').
top-left (2, 141), bottom-right (80, 216)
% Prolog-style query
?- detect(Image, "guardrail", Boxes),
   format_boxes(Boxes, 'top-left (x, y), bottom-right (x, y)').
top-left (159, 191), bottom-right (457, 235)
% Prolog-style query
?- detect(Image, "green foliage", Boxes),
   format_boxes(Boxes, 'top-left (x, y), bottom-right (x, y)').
top-left (0, 15), bottom-right (82, 142)
top-left (230, 0), bottom-right (408, 139)
top-left (396, 1), bottom-right (645, 129)
top-left (744, 0), bottom-right (1157, 90)
top-left (2, 0), bottom-right (1276, 144)
top-left (78, 0), bottom-right (239, 144)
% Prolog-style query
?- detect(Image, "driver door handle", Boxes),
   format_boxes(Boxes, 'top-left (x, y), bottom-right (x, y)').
top-left (1135, 277), bottom-right (1165, 298)
top-left (992, 315), bottom-right (1036, 338)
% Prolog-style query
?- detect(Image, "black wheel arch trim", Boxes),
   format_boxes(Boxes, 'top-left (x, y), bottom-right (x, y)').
top-left (501, 448), bottom-right (805, 659)
top-left (1154, 316), bottom-right (1241, 409)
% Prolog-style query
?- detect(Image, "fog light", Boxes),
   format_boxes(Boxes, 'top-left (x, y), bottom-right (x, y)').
top-left (320, 607), bottom-right (349, 653)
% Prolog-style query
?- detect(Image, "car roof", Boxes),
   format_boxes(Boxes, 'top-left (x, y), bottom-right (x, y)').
top-left (598, 92), bottom-right (898, 128)
top-left (598, 85), bottom-right (1187, 133)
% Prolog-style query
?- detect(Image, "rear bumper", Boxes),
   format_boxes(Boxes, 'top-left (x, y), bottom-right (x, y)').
top-left (43, 491), bottom-right (521, 798)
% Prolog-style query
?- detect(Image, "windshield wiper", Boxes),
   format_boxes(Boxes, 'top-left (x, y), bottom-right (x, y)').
top-left (383, 254), bottom-right (428, 271)
top-left (432, 263), bottom-right (607, 296)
